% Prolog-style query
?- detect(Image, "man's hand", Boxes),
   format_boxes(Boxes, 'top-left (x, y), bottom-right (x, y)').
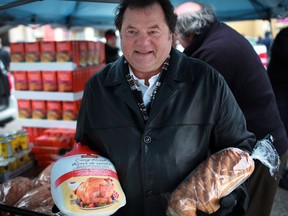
top-left (196, 183), bottom-right (249, 216)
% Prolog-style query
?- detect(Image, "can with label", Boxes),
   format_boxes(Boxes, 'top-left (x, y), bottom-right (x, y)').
top-left (0, 159), bottom-right (10, 174)
top-left (0, 139), bottom-right (13, 158)
top-left (16, 129), bottom-right (29, 150)
top-left (0, 134), bottom-right (7, 141)
top-left (7, 133), bottom-right (19, 153)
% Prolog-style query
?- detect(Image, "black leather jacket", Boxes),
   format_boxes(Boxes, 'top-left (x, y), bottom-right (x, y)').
top-left (75, 48), bottom-right (255, 216)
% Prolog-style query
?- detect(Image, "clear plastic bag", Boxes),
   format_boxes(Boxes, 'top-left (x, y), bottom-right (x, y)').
top-left (0, 177), bottom-right (34, 206)
top-left (14, 184), bottom-right (53, 210)
top-left (167, 135), bottom-right (280, 216)
top-left (32, 206), bottom-right (55, 215)
top-left (34, 162), bottom-right (54, 187)
top-left (250, 135), bottom-right (280, 176)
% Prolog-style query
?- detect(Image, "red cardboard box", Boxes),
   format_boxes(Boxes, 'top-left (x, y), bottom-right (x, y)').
top-left (56, 41), bottom-right (79, 65)
top-left (18, 100), bottom-right (32, 118)
top-left (40, 41), bottom-right (56, 62)
top-left (87, 41), bottom-right (95, 66)
top-left (32, 100), bottom-right (47, 119)
top-left (47, 101), bottom-right (62, 120)
top-left (31, 146), bottom-right (62, 155)
top-left (57, 71), bottom-right (73, 92)
top-left (56, 41), bottom-right (73, 62)
top-left (27, 71), bottom-right (43, 91)
top-left (25, 42), bottom-right (40, 62)
top-left (10, 42), bottom-right (25, 62)
top-left (62, 101), bottom-right (79, 121)
top-left (42, 71), bottom-right (58, 91)
top-left (79, 41), bottom-right (88, 67)
top-left (13, 71), bottom-right (28, 90)
top-left (95, 41), bottom-right (105, 64)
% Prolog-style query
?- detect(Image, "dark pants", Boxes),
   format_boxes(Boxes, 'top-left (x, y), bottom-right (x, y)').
top-left (246, 151), bottom-right (288, 216)
top-left (274, 91), bottom-right (288, 188)
top-left (274, 91), bottom-right (288, 136)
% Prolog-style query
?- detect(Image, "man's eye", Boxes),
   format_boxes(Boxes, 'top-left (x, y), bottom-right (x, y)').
top-left (149, 31), bottom-right (160, 36)
top-left (127, 30), bottom-right (136, 35)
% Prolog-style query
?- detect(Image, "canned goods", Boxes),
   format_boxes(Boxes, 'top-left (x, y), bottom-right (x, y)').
top-left (0, 139), bottom-right (13, 158)
top-left (0, 134), bottom-right (7, 141)
top-left (0, 159), bottom-right (10, 174)
top-left (7, 133), bottom-right (19, 153)
top-left (16, 129), bottom-right (29, 150)
top-left (6, 157), bottom-right (17, 171)
top-left (16, 129), bottom-right (27, 134)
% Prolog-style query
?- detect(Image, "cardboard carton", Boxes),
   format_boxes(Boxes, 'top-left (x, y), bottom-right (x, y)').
top-left (42, 71), bottom-right (58, 91)
top-left (10, 43), bottom-right (25, 62)
top-left (13, 71), bottom-right (28, 90)
top-left (40, 41), bottom-right (56, 62)
top-left (25, 42), bottom-right (40, 62)
top-left (32, 100), bottom-right (47, 119)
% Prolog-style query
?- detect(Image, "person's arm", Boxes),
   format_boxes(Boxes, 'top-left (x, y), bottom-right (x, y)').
top-left (211, 73), bottom-right (256, 153)
top-left (208, 73), bottom-right (255, 215)
top-left (74, 81), bottom-right (93, 148)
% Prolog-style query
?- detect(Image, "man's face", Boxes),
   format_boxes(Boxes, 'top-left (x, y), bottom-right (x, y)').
top-left (120, 2), bottom-right (173, 76)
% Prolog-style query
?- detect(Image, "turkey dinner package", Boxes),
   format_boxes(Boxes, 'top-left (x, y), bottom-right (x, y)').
top-left (51, 143), bottom-right (126, 216)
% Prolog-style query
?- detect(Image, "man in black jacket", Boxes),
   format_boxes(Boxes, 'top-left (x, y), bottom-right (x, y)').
top-left (75, 0), bottom-right (255, 215)
top-left (175, 2), bottom-right (288, 216)
top-left (104, 29), bottom-right (120, 64)
top-left (268, 27), bottom-right (288, 190)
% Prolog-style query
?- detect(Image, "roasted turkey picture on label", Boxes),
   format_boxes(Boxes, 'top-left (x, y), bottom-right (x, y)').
top-left (74, 177), bottom-right (119, 209)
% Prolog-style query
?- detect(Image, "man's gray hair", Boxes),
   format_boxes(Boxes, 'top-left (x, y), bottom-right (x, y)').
top-left (176, 3), bottom-right (216, 38)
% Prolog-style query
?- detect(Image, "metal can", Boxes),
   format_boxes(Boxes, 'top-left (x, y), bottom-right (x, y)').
top-left (0, 134), bottom-right (7, 141)
top-left (7, 132), bottom-right (19, 153)
top-left (0, 159), bottom-right (10, 174)
top-left (0, 139), bottom-right (13, 158)
top-left (16, 129), bottom-right (29, 150)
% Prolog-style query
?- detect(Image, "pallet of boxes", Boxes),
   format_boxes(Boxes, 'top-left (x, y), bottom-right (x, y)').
top-left (10, 40), bottom-right (105, 168)
top-left (0, 40), bottom-right (105, 215)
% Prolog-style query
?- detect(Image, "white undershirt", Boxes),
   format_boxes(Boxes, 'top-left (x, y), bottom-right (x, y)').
top-left (129, 66), bottom-right (160, 106)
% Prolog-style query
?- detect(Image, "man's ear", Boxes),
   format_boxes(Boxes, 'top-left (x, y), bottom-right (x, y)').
top-left (186, 34), bottom-right (193, 42)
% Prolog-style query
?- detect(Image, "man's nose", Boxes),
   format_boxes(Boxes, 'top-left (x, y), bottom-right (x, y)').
top-left (136, 33), bottom-right (150, 46)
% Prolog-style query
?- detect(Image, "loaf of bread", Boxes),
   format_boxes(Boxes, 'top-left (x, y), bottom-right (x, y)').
top-left (14, 184), bottom-right (53, 210)
top-left (0, 177), bottom-right (34, 206)
top-left (167, 148), bottom-right (255, 216)
top-left (34, 163), bottom-right (53, 187)
top-left (32, 206), bottom-right (54, 216)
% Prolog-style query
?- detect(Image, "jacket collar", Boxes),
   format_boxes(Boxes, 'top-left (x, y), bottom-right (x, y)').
top-left (103, 48), bottom-right (193, 86)
top-left (103, 57), bottom-right (127, 86)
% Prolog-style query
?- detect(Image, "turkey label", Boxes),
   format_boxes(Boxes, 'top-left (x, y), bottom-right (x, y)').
top-left (51, 147), bottom-right (126, 216)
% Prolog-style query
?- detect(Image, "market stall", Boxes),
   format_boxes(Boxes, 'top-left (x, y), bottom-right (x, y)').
top-left (0, 0), bottom-right (288, 215)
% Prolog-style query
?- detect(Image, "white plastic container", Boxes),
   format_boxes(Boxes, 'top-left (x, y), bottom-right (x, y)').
top-left (51, 143), bottom-right (126, 216)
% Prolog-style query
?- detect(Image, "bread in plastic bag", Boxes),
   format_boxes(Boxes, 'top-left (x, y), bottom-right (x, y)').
top-left (14, 184), bottom-right (53, 210)
top-left (0, 177), bottom-right (34, 206)
top-left (31, 206), bottom-right (54, 216)
top-left (34, 162), bottom-right (53, 187)
top-left (51, 143), bottom-right (126, 216)
top-left (167, 135), bottom-right (280, 216)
